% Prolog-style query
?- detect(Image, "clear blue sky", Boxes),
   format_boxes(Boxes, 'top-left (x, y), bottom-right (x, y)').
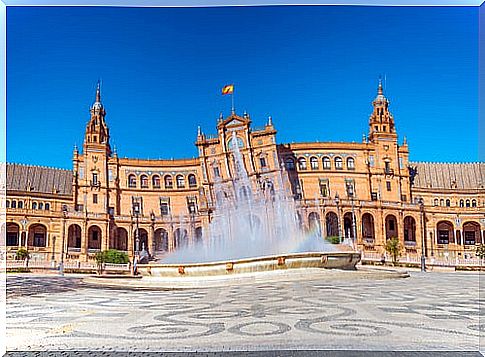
top-left (7, 5), bottom-right (478, 169)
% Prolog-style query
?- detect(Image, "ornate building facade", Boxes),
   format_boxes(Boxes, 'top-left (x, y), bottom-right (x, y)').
top-left (4, 82), bottom-right (485, 262)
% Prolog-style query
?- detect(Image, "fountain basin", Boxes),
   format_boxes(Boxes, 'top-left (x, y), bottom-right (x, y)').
top-left (139, 251), bottom-right (361, 277)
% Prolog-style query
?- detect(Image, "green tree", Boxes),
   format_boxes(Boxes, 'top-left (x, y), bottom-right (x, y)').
top-left (16, 248), bottom-right (29, 261)
top-left (385, 237), bottom-right (402, 265)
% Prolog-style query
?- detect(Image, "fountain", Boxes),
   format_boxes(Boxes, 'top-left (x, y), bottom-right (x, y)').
top-left (136, 132), bottom-right (361, 278)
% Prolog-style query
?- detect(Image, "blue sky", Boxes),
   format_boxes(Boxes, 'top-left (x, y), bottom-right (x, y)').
top-left (7, 5), bottom-right (479, 169)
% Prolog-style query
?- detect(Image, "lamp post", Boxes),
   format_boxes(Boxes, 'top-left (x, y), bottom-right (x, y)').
top-left (346, 182), bottom-right (357, 249)
top-left (131, 199), bottom-right (141, 275)
top-left (20, 217), bottom-right (28, 248)
top-left (334, 192), bottom-right (342, 243)
top-left (150, 211), bottom-right (155, 256)
top-left (60, 206), bottom-right (68, 276)
top-left (419, 197), bottom-right (426, 272)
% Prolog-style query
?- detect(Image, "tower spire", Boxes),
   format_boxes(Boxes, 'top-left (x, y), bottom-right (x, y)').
top-left (378, 77), bottom-right (383, 96)
top-left (96, 80), bottom-right (101, 103)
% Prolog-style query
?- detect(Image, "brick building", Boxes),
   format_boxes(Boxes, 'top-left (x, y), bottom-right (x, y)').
top-left (4, 81), bottom-right (484, 262)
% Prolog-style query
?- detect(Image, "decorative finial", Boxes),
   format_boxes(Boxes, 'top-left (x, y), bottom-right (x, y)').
top-left (362, 134), bottom-right (367, 143)
top-left (378, 77), bottom-right (383, 96)
top-left (73, 144), bottom-right (78, 152)
top-left (268, 116), bottom-right (273, 126)
top-left (218, 112), bottom-right (223, 122)
top-left (92, 80), bottom-right (103, 110)
top-left (403, 136), bottom-right (407, 145)
top-left (96, 80), bottom-right (101, 101)
top-left (197, 126), bottom-right (202, 136)
top-left (243, 110), bottom-right (248, 118)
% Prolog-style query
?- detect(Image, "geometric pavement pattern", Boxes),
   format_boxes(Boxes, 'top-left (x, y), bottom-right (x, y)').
top-left (5, 272), bottom-right (484, 353)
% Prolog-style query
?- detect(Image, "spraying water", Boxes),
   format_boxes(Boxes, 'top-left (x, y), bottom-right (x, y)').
top-left (162, 132), bottom-right (339, 264)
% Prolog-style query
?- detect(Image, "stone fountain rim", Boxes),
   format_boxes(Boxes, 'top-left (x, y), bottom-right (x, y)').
top-left (147, 251), bottom-right (361, 268)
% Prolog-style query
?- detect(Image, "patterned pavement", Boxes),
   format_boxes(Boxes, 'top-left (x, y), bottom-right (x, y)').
top-left (5, 271), bottom-right (483, 353)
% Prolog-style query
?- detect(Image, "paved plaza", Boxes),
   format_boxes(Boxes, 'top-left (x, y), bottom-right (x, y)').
top-left (5, 269), bottom-right (484, 353)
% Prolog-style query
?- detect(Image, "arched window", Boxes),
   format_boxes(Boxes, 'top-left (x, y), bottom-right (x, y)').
top-left (472, 199), bottom-right (477, 207)
top-left (6, 200), bottom-right (9, 208)
top-left (140, 175), bottom-right (149, 188)
top-left (322, 157), bottom-right (331, 169)
top-left (460, 200), bottom-right (464, 207)
top-left (310, 157), bottom-right (319, 170)
top-left (335, 157), bottom-right (343, 170)
top-left (45, 203), bottom-right (50, 210)
top-left (176, 175), bottom-right (185, 188)
top-left (18, 201), bottom-right (23, 209)
top-left (128, 174), bottom-right (137, 188)
top-left (11, 201), bottom-right (16, 209)
top-left (164, 175), bottom-right (173, 189)
top-left (434, 198), bottom-right (438, 206)
top-left (32, 202), bottom-right (37, 210)
top-left (188, 174), bottom-right (197, 188)
top-left (285, 158), bottom-right (295, 171)
top-left (39, 202), bottom-right (44, 210)
top-left (466, 200), bottom-right (470, 208)
top-left (446, 199), bottom-right (450, 207)
top-left (347, 157), bottom-right (355, 170)
top-left (440, 199), bottom-right (444, 206)
top-left (152, 175), bottom-right (161, 188)
top-left (297, 157), bottom-right (307, 170)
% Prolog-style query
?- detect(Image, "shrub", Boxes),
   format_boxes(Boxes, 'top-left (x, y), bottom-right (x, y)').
top-left (325, 236), bottom-right (341, 244)
top-left (95, 249), bottom-right (129, 264)
top-left (16, 248), bottom-right (29, 261)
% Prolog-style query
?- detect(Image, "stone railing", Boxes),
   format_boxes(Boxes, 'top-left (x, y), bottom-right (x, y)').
top-left (361, 251), bottom-right (483, 267)
top-left (6, 260), bottom-right (130, 272)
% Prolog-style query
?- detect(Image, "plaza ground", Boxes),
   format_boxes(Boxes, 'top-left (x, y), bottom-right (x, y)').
top-left (5, 269), bottom-right (483, 353)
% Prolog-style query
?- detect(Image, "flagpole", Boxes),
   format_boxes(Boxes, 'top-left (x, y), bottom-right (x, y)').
top-left (231, 86), bottom-right (235, 114)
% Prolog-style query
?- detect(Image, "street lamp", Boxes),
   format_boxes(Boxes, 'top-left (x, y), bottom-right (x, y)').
top-left (60, 206), bottom-right (68, 276)
top-left (419, 197), bottom-right (426, 272)
top-left (150, 211), bottom-right (156, 256)
top-left (334, 192), bottom-right (342, 243)
top-left (346, 182), bottom-right (357, 249)
top-left (131, 199), bottom-right (141, 275)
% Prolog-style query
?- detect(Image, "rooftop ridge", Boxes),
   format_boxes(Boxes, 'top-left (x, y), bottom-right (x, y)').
top-left (7, 162), bottom-right (72, 172)
top-left (409, 161), bottom-right (484, 165)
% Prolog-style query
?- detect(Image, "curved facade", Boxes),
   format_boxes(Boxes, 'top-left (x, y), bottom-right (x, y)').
top-left (5, 82), bottom-right (484, 262)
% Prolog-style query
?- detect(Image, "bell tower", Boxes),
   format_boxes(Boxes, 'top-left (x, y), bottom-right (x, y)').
top-left (84, 81), bottom-right (111, 154)
top-left (74, 81), bottom-right (112, 217)
top-left (368, 79), bottom-right (396, 142)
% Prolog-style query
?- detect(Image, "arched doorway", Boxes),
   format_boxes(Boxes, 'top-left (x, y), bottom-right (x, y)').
top-left (343, 212), bottom-right (355, 239)
top-left (87, 225), bottom-right (102, 250)
top-left (7, 222), bottom-right (20, 246)
top-left (463, 221), bottom-right (481, 245)
top-left (385, 215), bottom-right (398, 240)
top-left (67, 224), bottom-right (82, 249)
top-left (174, 228), bottom-right (188, 249)
top-left (308, 212), bottom-right (321, 237)
top-left (361, 213), bottom-right (375, 243)
top-left (113, 227), bottom-right (128, 251)
top-left (195, 227), bottom-right (203, 243)
top-left (404, 216), bottom-right (416, 243)
top-left (134, 228), bottom-right (149, 252)
top-left (325, 212), bottom-right (339, 238)
top-left (28, 224), bottom-right (47, 247)
top-left (437, 221), bottom-right (454, 244)
top-left (154, 228), bottom-right (169, 252)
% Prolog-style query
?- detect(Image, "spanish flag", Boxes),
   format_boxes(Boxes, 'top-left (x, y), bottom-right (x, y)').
top-left (222, 84), bottom-right (234, 95)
